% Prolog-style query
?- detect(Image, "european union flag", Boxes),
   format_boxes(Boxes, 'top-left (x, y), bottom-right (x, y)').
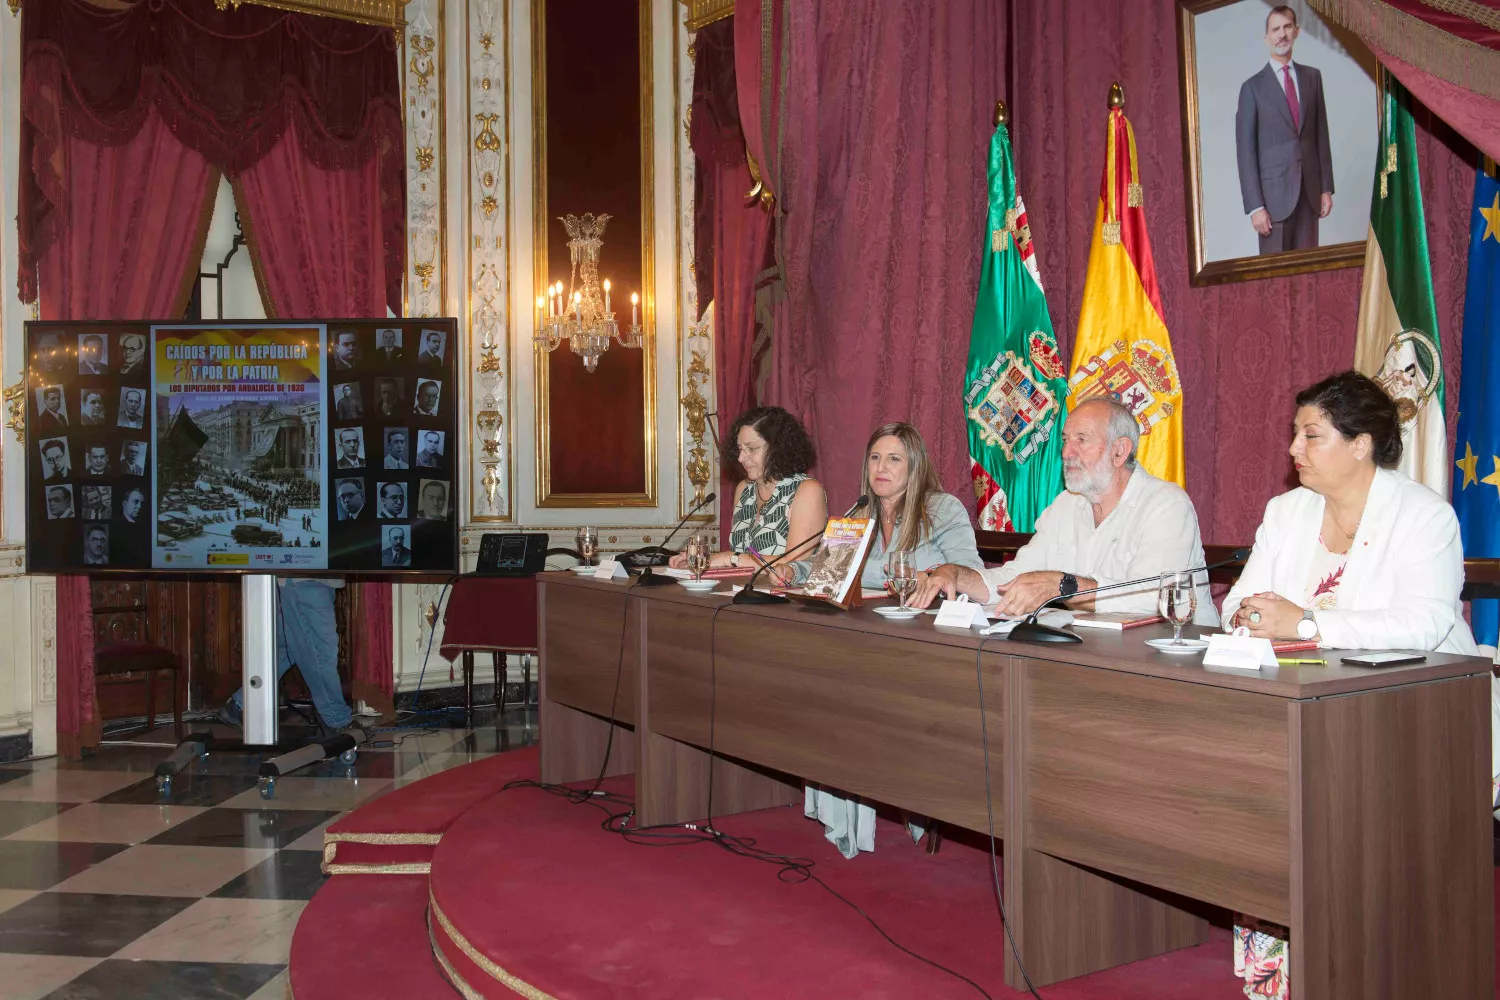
top-left (1453, 158), bottom-right (1500, 647)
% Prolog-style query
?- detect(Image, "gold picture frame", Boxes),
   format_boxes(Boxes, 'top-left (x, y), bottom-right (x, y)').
top-left (530, 0), bottom-right (658, 509)
top-left (1177, 0), bottom-right (1377, 286)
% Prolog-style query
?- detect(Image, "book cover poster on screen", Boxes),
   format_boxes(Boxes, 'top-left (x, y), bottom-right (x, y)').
top-left (23, 318), bottom-right (459, 576)
top-left (150, 325), bottom-right (329, 570)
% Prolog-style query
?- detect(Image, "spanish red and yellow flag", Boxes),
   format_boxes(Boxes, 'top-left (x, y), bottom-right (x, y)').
top-left (1067, 86), bottom-right (1184, 487)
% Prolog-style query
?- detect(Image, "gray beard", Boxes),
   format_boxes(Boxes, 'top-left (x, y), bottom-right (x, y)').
top-left (1063, 462), bottom-right (1112, 503)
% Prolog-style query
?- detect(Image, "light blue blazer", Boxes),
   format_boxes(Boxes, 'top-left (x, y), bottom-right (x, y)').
top-left (860, 492), bottom-right (985, 591)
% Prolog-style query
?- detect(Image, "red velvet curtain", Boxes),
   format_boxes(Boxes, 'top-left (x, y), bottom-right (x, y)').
top-left (235, 128), bottom-right (397, 717)
top-left (18, 0), bottom-right (404, 314)
top-left (1302, 0), bottom-right (1500, 169)
top-left (1007, 0), bottom-right (1476, 544)
top-left (22, 0), bottom-right (405, 738)
top-left (735, 0), bottom-right (1475, 545)
top-left (40, 109), bottom-right (220, 757)
top-left (756, 1), bottom-right (1006, 511)
top-left (1373, 45), bottom-right (1500, 166)
top-left (734, 0), bottom-right (785, 209)
top-left (691, 19), bottom-right (774, 543)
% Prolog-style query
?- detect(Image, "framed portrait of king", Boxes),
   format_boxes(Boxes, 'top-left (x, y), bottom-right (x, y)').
top-left (1178, 0), bottom-right (1379, 285)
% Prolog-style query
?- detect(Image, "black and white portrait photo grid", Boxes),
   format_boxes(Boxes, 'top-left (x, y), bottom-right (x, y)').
top-left (22, 319), bottom-right (460, 575)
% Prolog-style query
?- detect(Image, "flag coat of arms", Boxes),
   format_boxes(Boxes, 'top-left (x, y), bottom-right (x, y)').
top-left (965, 110), bottom-right (1066, 532)
top-left (1454, 157), bottom-right (1500, 648)
top-left (1068, 93), bottom-right (1185, 487)
top-left (1354, 75), bottom-right (1447, 493)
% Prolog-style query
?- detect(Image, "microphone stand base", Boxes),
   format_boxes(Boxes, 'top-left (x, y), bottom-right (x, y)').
top-left (1006, 621), bottom-right (1083, 644)
top-left (731, 590), bottom-right (790, 606)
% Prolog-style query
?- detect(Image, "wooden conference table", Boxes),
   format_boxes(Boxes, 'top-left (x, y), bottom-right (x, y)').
top-left (537, 572), bottom-right (1494, 998)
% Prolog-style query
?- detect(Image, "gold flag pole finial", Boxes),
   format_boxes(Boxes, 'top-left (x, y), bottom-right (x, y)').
top-left (1108, 82), bottom-right (1125, 110)
top-left (993, 99), bottom-right (1008, 128)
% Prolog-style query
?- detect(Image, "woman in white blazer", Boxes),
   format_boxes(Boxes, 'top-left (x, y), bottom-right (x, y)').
top-left (1223, 371), bottom-right (1477, 653)
top-left (1220, 371), bottom-right (1482, 1000)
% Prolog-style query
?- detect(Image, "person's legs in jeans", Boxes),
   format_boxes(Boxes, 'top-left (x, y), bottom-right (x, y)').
top-left (229, 580), bottom-right (352, 731)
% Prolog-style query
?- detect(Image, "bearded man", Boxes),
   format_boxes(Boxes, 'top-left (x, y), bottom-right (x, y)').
top-left (911, 397), bottom-right (1217, 623)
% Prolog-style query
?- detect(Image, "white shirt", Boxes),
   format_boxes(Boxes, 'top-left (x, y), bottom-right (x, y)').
top-left (980, 467), bottom-right (1220, 625)
top-left (1271, 59), bottom-right (1300, 105)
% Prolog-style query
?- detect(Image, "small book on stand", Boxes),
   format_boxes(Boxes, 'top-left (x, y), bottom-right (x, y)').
top-left (784, 517), bottom-right (875, 611)
top-left (1069, 612), bottom-right (1165, 631)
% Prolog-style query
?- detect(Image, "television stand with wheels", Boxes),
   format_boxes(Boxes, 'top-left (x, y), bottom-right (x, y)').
top-left (152, 574), bottom-right (365, 799)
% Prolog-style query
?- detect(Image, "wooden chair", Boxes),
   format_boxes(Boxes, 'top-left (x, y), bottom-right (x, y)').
top-left (93, 586), bottom-right (183, 741)
top-left (438, 576), bottom-right (539, 726)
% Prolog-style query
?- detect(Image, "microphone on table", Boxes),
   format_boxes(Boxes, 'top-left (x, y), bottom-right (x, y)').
top-left (1006, 547), bottom-right (1252, 644)
top-left (632, 492), bottom-right (718, 587)
top-left (732, 494), bottom-right (870, 606)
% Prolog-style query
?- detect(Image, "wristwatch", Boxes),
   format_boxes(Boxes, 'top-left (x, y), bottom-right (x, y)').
top-left (1059, 573), bottom-right (1079, 598)
top-left (1296, 609), bottom-right (1319, 640)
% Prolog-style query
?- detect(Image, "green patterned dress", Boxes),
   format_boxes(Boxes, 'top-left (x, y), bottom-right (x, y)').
top-left (728, 474), bottom-right (809, 558)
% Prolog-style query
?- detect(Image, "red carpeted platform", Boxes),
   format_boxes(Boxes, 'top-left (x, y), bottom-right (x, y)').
top-left (290, 874), bottom-right (454, 1000)
top-left (294, 747), bottom-right (1500, 999)
top-left (320, 745), bottom-right (538, 875)
top-left (426, 775), bottom-right (1244, 1000)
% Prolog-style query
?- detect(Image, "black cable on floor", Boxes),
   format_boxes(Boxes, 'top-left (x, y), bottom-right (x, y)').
top-left (393, 575), bottom-right (460, 720)
top-left (499, 591), bottom-right (1030, 999)
top-left (702, 601), bottom-right (1004, 1000)
top-left (501, 576), bottom-right (641, 805)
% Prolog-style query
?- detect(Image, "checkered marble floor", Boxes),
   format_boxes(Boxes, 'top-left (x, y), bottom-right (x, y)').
top-left (0, 706), bottom-right (537, 1000)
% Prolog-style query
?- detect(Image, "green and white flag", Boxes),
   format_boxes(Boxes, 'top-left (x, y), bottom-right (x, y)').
top-left (965, 110), bottom-right (1066, 531)
top-left (1354, 75), bottom-right (1447, 492)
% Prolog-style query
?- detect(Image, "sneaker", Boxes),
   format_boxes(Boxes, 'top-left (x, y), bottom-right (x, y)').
top-left (215, 699), bottom-right (242, 729)
top-left (325, 719), bottom-right (369, 744)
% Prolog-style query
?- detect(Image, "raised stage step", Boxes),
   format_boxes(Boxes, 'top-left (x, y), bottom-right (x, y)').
top-left (321, 744), bottom-right (538, 874)
top-left (289, 874), bottom-right (455, 1000)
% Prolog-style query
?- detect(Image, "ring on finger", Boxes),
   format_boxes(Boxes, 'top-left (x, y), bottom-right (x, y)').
top-left (1248, 610), bottom-right (1262, 625)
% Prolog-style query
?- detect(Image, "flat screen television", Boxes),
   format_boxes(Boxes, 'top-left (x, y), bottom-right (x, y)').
top-left (24, 319), bottom-right (461, 576)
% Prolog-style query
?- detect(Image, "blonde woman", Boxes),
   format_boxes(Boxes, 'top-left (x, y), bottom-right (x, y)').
top-left (858, 422), bottom-right (985, 592)
top-left (806, 422), bottom-right (983, 860)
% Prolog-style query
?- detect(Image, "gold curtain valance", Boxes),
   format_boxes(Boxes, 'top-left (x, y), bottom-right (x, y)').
top-left (7, 1), bottom-right (410, 25)
top-left (680, 0), bottom-right (732, 31)
top-left (212, 0), bottom-right (409, 28)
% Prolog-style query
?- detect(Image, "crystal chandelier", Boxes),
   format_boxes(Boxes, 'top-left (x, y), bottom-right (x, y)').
top-left (534, 213), bottom-right (643, 373)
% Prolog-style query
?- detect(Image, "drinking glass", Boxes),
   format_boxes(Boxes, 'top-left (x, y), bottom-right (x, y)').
top-left (576, 526), bottom-right (598, 567)
top-left (1157, 571), bottom-right (1196, 645)
top-left (686, 531), bottom-right (711, 582)
top-left (887, 550), bottom-right (917, 609)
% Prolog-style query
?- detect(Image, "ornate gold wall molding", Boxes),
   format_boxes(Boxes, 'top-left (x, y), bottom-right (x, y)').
top-left (404, 0), bottom-right (446, 320)
top-left (674, 8), bottom-right (716, 518)
top-left (3, 381), bottom-right (25, 445)
top-left (680, 306), bottom-right (714, 511)
top-left (35, 580), bottom-right (55, 705)
top-left (467, 0), bottom-right (511, 521)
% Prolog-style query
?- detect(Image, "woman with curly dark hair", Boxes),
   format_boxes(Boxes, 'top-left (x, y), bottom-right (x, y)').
top-left (670, 405), bottom-right (827, 576)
